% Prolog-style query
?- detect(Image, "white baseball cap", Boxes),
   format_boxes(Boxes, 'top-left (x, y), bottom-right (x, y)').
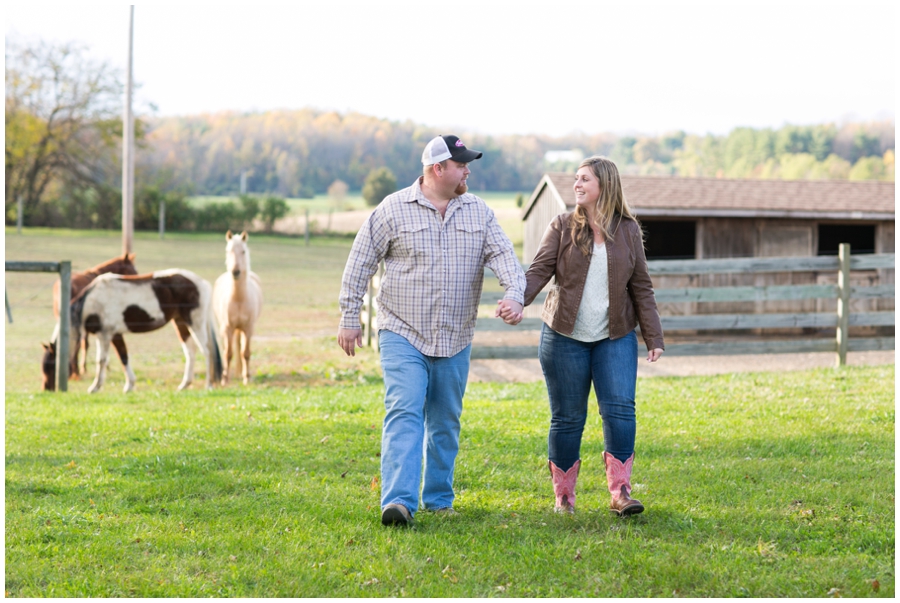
top-left (422, 135), bottom-right (483, 166)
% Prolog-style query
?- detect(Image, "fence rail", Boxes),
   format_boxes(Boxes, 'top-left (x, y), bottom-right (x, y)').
top-left (642, 253), bottom-right (895, 275)
top-left (6, 260), bottom-right (71, 391)
top-left (473, 246), bottom-right (894, 366)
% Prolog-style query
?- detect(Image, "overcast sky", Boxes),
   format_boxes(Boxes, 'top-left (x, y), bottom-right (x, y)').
top-left (6, 1), bottom-right (896, 137)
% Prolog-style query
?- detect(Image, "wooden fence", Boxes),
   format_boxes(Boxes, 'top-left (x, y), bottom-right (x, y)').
top-left (364, 244), bottom-right (894, 367)
top-left (6, 260), bottom-right (72, 391)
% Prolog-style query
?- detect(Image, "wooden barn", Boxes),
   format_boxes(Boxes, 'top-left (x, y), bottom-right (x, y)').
top-left (522, 174), bottom-right (895, 326)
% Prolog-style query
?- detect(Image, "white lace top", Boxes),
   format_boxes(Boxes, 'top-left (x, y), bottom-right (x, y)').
top-left (568, 242), bottom-right (610, 342)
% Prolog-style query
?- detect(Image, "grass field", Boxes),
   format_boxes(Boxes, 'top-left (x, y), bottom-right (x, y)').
top-left (190, 191), bottom-right (528, 216)
top-left (4, 227), bottom-right (895, 596)
top-left (189, 193), bottom-right (369, 214)
top-left (5, 369), bottom-right (894, 597)
top-left (188, 191), bottom-right (527, 250)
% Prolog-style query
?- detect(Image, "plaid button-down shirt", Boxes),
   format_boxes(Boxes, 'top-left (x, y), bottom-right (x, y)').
top-left (340, 178), bottom-right (525, 357)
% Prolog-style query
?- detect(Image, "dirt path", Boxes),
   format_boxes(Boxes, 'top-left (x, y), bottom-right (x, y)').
top-left (468, 351), bottom-right (894, 383)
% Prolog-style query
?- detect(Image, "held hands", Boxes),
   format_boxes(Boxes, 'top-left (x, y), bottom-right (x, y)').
top-left (495, 299), bottom-right (524, 325)
top-left (337, 327), bottom-right (363, 357)
top-left (647, 348), bottom-right (664, 363)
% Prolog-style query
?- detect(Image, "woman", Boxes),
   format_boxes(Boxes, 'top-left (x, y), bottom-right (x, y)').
top-left (499, 156), bottom-right (664, 516)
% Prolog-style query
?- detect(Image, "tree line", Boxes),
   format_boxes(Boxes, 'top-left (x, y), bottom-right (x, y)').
top-left (141, 113), bottom-right (894, 200)
top-left (5, 38), bottom-right (895, 229)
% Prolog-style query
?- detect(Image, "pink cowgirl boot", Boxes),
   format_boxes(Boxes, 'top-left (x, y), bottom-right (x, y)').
top-left (603, 452), bottom-right (644, 516)
top-left (548, 459), bottom-right (580, 514)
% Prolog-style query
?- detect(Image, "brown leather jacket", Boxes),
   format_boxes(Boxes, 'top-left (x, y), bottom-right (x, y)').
top-left (524, 212), bottom-right (665, 351)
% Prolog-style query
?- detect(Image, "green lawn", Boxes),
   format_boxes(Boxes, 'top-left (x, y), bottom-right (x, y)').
top-left (5, 367), bottom-right (894, 597)
top-left (5, 227), bottom-right (894, 596)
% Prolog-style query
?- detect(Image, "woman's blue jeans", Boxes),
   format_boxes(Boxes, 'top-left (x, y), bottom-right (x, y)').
top-left (378, 330), bottom-right (471, 516)
top-left (539, 324), bottom-right (638, 471)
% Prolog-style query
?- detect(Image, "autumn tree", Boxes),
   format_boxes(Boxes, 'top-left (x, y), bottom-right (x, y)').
top-left (5, 38), bottom-right (125, 225)
top-left (632, 138), bottom-right (662, 164)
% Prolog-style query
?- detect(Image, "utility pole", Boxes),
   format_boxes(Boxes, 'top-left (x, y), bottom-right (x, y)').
top-left (122, 5), bottom-right (135, 255)
top-left (159, 199), bottom-right (165, 239)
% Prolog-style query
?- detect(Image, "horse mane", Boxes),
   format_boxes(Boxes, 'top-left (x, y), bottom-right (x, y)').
top-left (83, 253), bottom-right (137, 278)
top-left (118, 273), bottom-right (159, 283)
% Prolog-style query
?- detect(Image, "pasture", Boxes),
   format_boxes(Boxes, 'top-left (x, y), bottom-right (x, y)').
top-left (190, 191), bottom-right (527, 214)
top-left (189, 191), bottom-right (528, 237)
top-left (5, 227), bottom-right (382, 393)
top-left (5, 227), bottom-right (895, 597)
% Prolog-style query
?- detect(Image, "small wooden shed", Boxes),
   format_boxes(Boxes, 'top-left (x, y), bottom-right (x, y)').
top-left (522, 174), bottom-right (895, 323)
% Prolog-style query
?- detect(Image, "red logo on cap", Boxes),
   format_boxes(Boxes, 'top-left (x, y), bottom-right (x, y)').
top-left (455, 140), bottom-right (465, 147)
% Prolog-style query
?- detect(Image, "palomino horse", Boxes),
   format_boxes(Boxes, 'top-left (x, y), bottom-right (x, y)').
top-left (47, 253), bottom-right (138, 382)
top-left (41, 269), bottom-right (222, 393)
top-left (212, 230), bottom-right (263, 385)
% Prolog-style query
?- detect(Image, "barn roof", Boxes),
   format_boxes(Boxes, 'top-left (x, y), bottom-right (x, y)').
top-left (523, 173), bottom-right (895, 221)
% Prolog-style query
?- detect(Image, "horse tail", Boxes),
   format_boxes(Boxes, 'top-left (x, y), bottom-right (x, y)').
top-left (208, 317), bottom-right (223, 384)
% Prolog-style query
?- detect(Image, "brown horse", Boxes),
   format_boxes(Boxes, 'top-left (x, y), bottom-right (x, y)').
top-left (212, 231), bottom-right (263, 385)
top-left (49, 253), bottom-right (138, 380)
top-left (42, 269), bottom-right (222, 393)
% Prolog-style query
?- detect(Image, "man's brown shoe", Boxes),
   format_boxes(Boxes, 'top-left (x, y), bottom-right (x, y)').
top-left (381, 503), bottom-right (412, 526)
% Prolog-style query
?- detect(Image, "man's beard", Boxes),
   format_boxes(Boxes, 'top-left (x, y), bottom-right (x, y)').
top-left (454, 182), bottom-right (468, 196)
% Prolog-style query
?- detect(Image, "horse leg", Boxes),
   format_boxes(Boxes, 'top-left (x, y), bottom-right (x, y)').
top-left (79, 334), bottom-right (90, 377)
top-left (221, 324), bottom-right (235, 385)
top-left (175, 322), bottom-right (195, 391)
top-left (87, 333), bottom-right (112, 393)
top-left (240, 327), bottom-right (254, 385)
top-left (70, 334), bottom-right (89, 380)
top-left (69, 335), bottom-right (81, 379)
top-left (187, 322), bottom-right (215, 390)
top-left (111, 333), bottom-right (136, 393)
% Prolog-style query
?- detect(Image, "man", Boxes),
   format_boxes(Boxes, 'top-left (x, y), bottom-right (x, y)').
top-left (338, 135), bottom-right (525, 526)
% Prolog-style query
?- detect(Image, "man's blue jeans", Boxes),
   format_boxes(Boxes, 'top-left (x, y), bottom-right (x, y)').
top-left (378, 330), bottom-right (471, 516)
top-left (539, 324), bottom-right (638, 471)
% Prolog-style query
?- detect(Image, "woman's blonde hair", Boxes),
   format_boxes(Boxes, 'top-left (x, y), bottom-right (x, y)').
top-left (570, 156), bottom-right (639, 255)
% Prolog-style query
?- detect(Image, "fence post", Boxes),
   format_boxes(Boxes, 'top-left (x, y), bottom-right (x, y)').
top-left (305, 208), bottom-right (310, 246)
top-left (57, 260), bottom-right (71, 392)
top-left (159, 200), bottom-right (166, 239)
top-left (835, 243), bottom-right (851, 367)
top-left (17, 195), bottom-right (23, 234)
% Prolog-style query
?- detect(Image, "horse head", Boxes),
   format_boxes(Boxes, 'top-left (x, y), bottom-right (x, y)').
top-left (114, 252), bottom-right (139, 276)
top-left (225, 230), bottom-right (251, 280)
top-left (41, 341), bottom-right (56, 391)
top-left (41, 311), bottom-right (82, 391)
top-left (92, 252), bottom-right (139, 277)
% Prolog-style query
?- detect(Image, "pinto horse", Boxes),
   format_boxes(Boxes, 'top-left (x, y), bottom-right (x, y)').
top-left (212, 230), bottom-right (263, 385)
top-left (46, 253), bottom-right (138, 382)
top-left (41, 269), bottom-right (222, 393)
